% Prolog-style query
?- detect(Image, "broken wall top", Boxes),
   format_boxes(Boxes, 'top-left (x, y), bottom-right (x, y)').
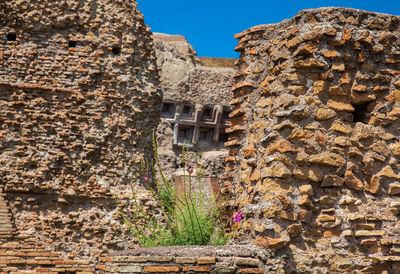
top-left (1, 0), bottom-right (143, 33)
top-left (236, 7), bottom-right (400, 39)
top-left (153, 33), bottom-right (234, 106)
top-left (224, 7), bottom-right (400, 272)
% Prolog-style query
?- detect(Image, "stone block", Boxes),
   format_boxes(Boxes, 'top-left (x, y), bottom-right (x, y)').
top-left (238, 268), bottom-right (264, 273)
top-left (198, 257), bottom-right (216, 264)
top-left (321, 175), bottom-right (344, 187)
top-left (143, 266), bottom-right (180, 273)
top-left (182, 266), bottom-right (212, 272)
top-left (355, 230), bottom-right (384, 237)
top-left (233, 257), bottom-right (260, 266)
top-left (388, 184), bottom-right (400, 195)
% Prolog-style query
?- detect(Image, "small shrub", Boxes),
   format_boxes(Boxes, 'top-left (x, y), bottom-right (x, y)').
top-left (116, 133), bottom-right (228, 246)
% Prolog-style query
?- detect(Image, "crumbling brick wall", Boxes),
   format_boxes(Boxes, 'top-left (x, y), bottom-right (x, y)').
top-left (0, 0), bottom-right (162, 267)
top-left (224, 7), bottom-right (400, 272)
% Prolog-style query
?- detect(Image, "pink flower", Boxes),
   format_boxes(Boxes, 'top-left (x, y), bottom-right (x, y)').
top-left (144, 176), bottom-right (149, 182)
top-left (233, 210), bottom-right (243, 223)
top-left (186, 166), bottom-right (193, 174)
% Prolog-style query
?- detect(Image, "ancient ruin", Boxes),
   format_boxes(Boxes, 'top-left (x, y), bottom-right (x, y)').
top-left (0, 0), bottom-right (400, 273)
top-left (0, 0), bottom-right (162, 271)
top-left (224, 7), bottom-right (400, 273)
top-left (153, 33), bottom-right (235, 177)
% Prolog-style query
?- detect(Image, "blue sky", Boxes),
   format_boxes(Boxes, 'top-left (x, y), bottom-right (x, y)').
top-left (137, 0), bottom-right (400, 58)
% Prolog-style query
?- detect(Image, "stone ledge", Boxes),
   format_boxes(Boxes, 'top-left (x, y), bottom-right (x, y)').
top-left (99, 245), bottom-right (286, 273)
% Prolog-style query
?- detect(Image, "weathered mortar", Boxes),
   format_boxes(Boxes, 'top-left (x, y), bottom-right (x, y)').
top-left (99, 245), bottom-right (287, 273)
top-left (0, 0), bottom-right (162, 269)
top-left (224, 7), bottom-right (400, 272)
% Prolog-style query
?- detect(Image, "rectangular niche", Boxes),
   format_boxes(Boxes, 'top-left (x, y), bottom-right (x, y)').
top-left (181, 104), bottom-right (194, 119)
top-left (161, 101), bottom-right (176, 118)
top-left (201, 106), bottom-right (213, 121)
top-left (199, 128), bottom-right (214, 144)
top-left (177, 126), bottom-right (194, 145)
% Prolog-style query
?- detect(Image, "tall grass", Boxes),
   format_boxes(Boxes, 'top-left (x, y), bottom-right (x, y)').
top-left (116, 133), bottom-right (228, 246)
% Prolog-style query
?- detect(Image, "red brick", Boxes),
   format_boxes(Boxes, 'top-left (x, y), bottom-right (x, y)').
top-left (182, 266), bottom-right (211, 272)
top-left (98, 256), bottom-right (112, 262)
top-left (197, 257), bottom-right (216, 264)
top-left (143, 266), bottom-right (180, 273)
top-left (238, 268), bottom-right (264, 273)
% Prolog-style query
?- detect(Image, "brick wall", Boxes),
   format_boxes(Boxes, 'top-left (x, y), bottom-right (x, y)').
top-left (0, 0), bottom-right (162, 268)
top-left (99, 245), bottom-right (286, 273)
top-left (224, 7), bottom-right (400, 272)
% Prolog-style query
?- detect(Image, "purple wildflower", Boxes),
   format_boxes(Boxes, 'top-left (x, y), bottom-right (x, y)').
top-left (144, 176), bottom-right (149, 183)
top-left (186, 165), bottom-right (193, 174)
top-left (233, 210), bottom-right (243, 223)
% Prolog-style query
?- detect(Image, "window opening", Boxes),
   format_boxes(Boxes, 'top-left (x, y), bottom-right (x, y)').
top-left (353, 103), bottom-right (369, 123)
top-left (182, 105), bottom-right (192, 117)
top-left (201, 107), bottom-right (212, 120)
top-left (68, 40), bottom-right (77, 47)
top-left (112, 45), bottom-right (121, 55)
top-left (199, 128), bottom-right (213, 143)
top-left (7, 32), bottom-right (17, 41)
top-left (161, 102), bottom-right (175, 118)
top-left (178, 127), bottom-right (193, 144)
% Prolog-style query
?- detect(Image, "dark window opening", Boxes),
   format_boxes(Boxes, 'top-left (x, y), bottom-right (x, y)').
top-left (219, 132), bottom-right (229, 143)
top-left (199, 129), bottom-right (213, 143)
top-left (68, 40), bottom-right (77, 47)
top-left (7, 32), bottom-right (17, 41)
top-left (222, 110), bottom-right (230, 122)
top-left (112, 45), bottom-right (121, 55)
top-left (201, 107), bottom-right (212, 120)
top-left (162, 103), bottom-right (171, 113)
top-left (353, 103), bottom-right (369, 123)
top-left (182, 105), bottom-right (192, 117)
top-left (178, 127), bottom-right (193, 144)
top-left (161, 102), bottom-right (175, 118)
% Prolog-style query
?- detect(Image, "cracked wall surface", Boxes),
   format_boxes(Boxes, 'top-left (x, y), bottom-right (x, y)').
top-left (224, 7), bottom-right (400, 273)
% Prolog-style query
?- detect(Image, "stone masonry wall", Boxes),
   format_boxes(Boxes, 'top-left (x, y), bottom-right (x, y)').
top-left (224, 7), bottom-right (400, 273)
top-left (99, 245), bottom-right (287, 273)
top-left (154, 33), bottom-right (234, 177)
top-left (0, 0), bottom-right (162, 268)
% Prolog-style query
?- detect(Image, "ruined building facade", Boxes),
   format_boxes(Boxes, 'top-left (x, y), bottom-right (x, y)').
top-left (224, 7), bottom-right (400, 273)
top-left (0, 0), bottom-right (162, 271)
top-left (153, 33), bottom-right (234, 177)
top-left (1, 1), bottom-right (400, 273)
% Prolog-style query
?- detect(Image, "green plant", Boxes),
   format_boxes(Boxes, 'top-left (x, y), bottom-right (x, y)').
top-left (116, 133), bottom-right (228, 247)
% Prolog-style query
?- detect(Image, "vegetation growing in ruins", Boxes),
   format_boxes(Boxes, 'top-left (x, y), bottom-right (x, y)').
top-left (117, 135), bottom-right (228, 247)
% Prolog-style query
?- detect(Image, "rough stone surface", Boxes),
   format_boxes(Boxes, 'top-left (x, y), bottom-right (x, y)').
top-left (225, 7), bottom-right (400, 273)
top-left (153, 33), bottom-right (234, 177)
top-left (0, 0), bottom-right (162, 270)
top-left (101, 245), bottom-right (287, 273)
